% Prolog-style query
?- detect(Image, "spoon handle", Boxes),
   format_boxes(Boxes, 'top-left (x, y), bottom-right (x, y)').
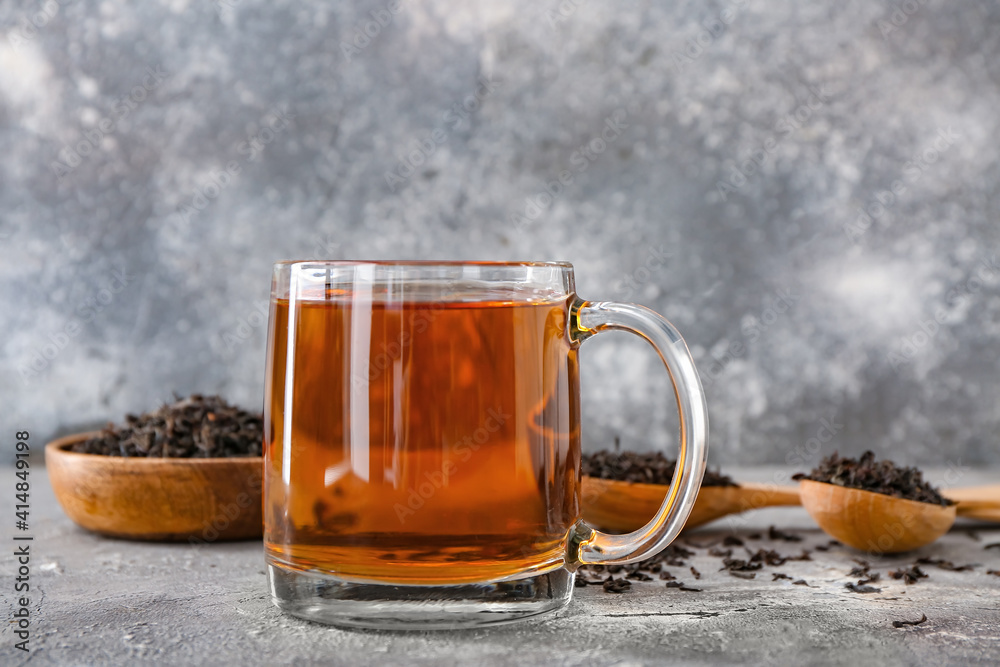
top-left (737, 482), bottom-right (802, 507)
top-left (943, 484), bottom-right (1000, 522)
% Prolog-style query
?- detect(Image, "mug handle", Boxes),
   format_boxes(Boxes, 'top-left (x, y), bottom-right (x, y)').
top-left (568, 298), bottom-right (709, 566)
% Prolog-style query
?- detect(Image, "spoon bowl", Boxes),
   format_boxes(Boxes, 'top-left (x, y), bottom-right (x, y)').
top-left (798, 480), bottom-right (956, 554)
top-left (582, 476), bottom-right (801, 532)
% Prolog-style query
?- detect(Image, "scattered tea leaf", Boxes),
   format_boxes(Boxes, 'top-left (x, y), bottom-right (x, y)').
top-left (729, 571), bottom-right (756, 580)
top-left (772, 573), bottom-right (792, 581)
top-left (720, 557), bottom-right (762, 572)
top-left (889, 565), bottom-right (928, 585)
top-left (845, 582), bottom-right (881, 594)
top-left (793, 579), bottom-right (812, 587)
top-left (893, 614), bottom-right (928, 628)
top-left (767, 526), bottom-right (803, 542)
top-left (747, 549), bottom-right (788, 567)
top-left (723, 535), bottom-right (745, 547)
top-left (849, 564), bottom-right (871, 577)
top-left (602, 577), bottom-right (631, 593)
top-left (690, 566), bottom-right (701, 580)
top-left (915, 557), bottom-right (975, 572)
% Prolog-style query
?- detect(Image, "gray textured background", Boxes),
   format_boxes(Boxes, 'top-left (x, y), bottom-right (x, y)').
top-left (2, 0), bottom-right (999, 466)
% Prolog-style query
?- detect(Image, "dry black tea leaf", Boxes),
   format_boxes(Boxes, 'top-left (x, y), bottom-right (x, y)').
top-left (892, 614), bottom-right (928, 628)
top-left (722, 535), bottom-right (745, 547)
top-left (666, 581), bottom-right (703, 591)
top-left (856, 573), bottom-right (880, 587)
top-left (792, 579), bottom-right (811, 587)
top-left (577, 542), bottom-right (697, 592)
top-left (985, 543), bottom-right (1000, 550)
top-left (72, 394), bottom-right (262, 458)
top-left (690, 566), bottom-right (701, 580)
top-left (602, 577), bottom-right (631, 593)
top-left (915, 557), bottom-right (975, 572)
top-left (793, 451), bottom-right (953, 506)
top-left (772, 573), bottom-right (792, 581)
top-left (889, 565), bottom-right (928, 585)
top-left (849, 561), bottom-right (872, 577)
top-left (986, 570), bottom-right (1000, 576)
top-left (845, 581), bottom-right (881, 594)
top-left (729, 571), bottom-right (756, 580)
top-left (582, 450), bottom-right (737, 487)
top-left (767, 526), bottom-right (803, 542)
top-left (748, 549), bottom-right (787, 567)
top-left (720, 557), bottom-right (762, 572)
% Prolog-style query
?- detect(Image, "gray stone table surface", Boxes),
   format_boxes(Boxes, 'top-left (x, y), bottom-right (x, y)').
top-left (2, 466), bottom-right (999, 666)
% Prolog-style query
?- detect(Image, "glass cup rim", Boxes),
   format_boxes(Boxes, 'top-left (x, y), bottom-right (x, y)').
top-left (272, 260), bottom-right (573, 269)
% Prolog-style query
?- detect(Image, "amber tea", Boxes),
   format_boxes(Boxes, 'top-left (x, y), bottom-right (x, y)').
top-left (263, 261), bottom-right (708, 629)
top-left (264, 286), bottom-right (582, 585)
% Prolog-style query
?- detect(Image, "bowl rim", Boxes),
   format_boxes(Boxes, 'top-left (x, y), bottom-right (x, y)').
top-left (46, 431), bottom-right (263, 465)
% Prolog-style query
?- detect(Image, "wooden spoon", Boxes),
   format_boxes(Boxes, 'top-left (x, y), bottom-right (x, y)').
top-left (581, 476), bottom-right (801, 532)
top-left (798, 480), bottom-right (1000, 554)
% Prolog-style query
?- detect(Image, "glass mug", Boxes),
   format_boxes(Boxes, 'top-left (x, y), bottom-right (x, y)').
top-left (263, 261), bottom-right (708, 629)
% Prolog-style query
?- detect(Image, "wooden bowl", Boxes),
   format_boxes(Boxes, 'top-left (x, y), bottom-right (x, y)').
top-left (46, 432), bottom-right (263, 542)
